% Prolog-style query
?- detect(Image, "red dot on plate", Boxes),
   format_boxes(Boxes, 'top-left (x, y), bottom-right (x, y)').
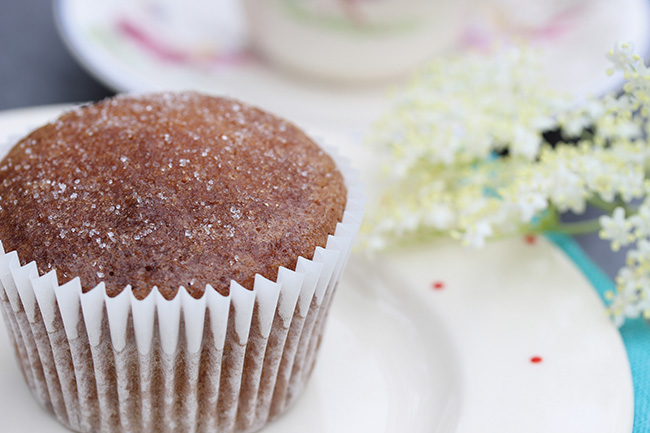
top-left (524, 234), bottom-right (537, 245)
top-left (530, 356), bottom-right (543, 363)
top-left (432, 281), bottom-right (445, 290)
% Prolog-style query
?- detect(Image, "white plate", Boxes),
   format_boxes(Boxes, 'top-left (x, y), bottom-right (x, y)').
top-left (54, 0), bottom-right (650, 133)
top-left (0, 105), bottom-right (634, 432)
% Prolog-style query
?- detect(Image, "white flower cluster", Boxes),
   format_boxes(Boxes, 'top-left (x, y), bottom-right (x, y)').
top-left (604, 198), bottom-right (650, 325)
top-left (371, 46), bottom-right (567, 170)
top-left (364, 42), bottom-right (650, 326)
top-left (365, 46), bottom-right (569, 249)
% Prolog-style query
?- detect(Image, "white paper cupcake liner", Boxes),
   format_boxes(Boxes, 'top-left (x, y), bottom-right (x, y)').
top-left (0, 147), bottom-right (364, 433)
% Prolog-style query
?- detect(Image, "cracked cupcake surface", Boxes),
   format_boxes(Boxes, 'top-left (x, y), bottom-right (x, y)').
top-left (0, 92), bottom-right (347, 299)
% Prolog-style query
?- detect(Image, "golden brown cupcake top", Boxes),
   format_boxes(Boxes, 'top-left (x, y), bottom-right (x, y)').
top-left (0, 92), bottom-right (347, 299)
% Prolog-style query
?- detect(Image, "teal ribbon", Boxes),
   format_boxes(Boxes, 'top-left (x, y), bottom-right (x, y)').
top-left (547, 233), bottom-right (650, 431)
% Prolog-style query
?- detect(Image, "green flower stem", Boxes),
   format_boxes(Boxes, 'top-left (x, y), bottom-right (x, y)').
top-left (533, 207), bottom-right (601, 235)
top-left (535, 206), bottom-right (560, 231)
top-left (550, 219), bottom-right (602, 235)
top-left (586, 196), bottom-right (638, 215)
top-left (587, 196), bottom-right (619, 212)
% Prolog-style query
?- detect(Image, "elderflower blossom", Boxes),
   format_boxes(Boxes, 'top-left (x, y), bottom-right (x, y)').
top-left (364, 46), bottom-right (570, 248)
top-left (368, 46), bottom-right (569, 171)
top-left (362, 41), bottom-right (650, 326)
top-left (599, 208), bottom-right (634, 251)
top-left (606, 42), bottom-right (639, 75)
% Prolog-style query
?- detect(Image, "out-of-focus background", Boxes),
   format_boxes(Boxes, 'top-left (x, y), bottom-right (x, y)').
top-left (2, 0), bottom-right (649, 277)
top-left (0, 1), bottom-right (113, 109)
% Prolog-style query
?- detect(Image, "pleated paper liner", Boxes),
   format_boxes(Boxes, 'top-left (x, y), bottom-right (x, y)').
top-left (0, 147), bottom-right (364, 433)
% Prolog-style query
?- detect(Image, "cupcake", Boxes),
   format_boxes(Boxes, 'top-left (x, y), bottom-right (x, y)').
top-left (0, 92), bottom-right (364, 433)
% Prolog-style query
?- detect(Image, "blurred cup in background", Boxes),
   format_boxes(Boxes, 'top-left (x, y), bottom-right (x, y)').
top-left (242, 0), bottom-right (469, 84)
top-left (483, 0), bottom-right (595, 31)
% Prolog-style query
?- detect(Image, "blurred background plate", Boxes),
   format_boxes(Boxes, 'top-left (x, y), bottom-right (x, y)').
top-left (54, 0), bottom-right (650, 133)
